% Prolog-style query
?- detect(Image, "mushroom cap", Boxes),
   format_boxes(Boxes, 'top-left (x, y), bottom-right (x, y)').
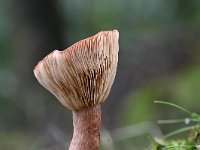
top-left (34, 30), bottom-right (119, 111)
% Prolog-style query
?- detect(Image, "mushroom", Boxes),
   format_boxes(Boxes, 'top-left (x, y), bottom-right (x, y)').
top-left (33, 30), bottom-right (119, 150)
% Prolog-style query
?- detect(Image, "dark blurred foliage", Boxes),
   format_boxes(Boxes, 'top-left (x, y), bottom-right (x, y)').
top-left (0, 0), bottom-right (200, 149)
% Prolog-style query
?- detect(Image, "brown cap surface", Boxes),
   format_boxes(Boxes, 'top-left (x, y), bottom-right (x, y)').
top-left (34, 30), bottom-right (119, 111)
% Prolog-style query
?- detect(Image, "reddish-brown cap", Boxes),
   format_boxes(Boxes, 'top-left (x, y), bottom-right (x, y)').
top-left (34, 30), bottom-right (119, 111)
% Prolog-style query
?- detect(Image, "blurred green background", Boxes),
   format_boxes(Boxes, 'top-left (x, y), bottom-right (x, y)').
top-left (0, 0), bottom-right (200, 149)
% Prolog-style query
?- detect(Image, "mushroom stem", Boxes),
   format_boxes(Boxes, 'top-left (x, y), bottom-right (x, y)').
top-left (69, 105), bottom-right (101, 150)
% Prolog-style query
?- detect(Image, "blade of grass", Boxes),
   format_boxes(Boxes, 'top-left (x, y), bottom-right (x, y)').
top-left (162, 125), bottom-right (195, 139)
top-left (162, 145), bottom-right (195, 149)
top-left (158, 118), bottom-right (199, 124)
top-left (158, 119), bottom-right (188, 124)
top-left (154, 101), bottom-right (192, 115)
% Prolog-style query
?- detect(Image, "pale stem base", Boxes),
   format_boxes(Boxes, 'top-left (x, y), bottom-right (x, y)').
top-left (69, 105), bottom-right (101, 150)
